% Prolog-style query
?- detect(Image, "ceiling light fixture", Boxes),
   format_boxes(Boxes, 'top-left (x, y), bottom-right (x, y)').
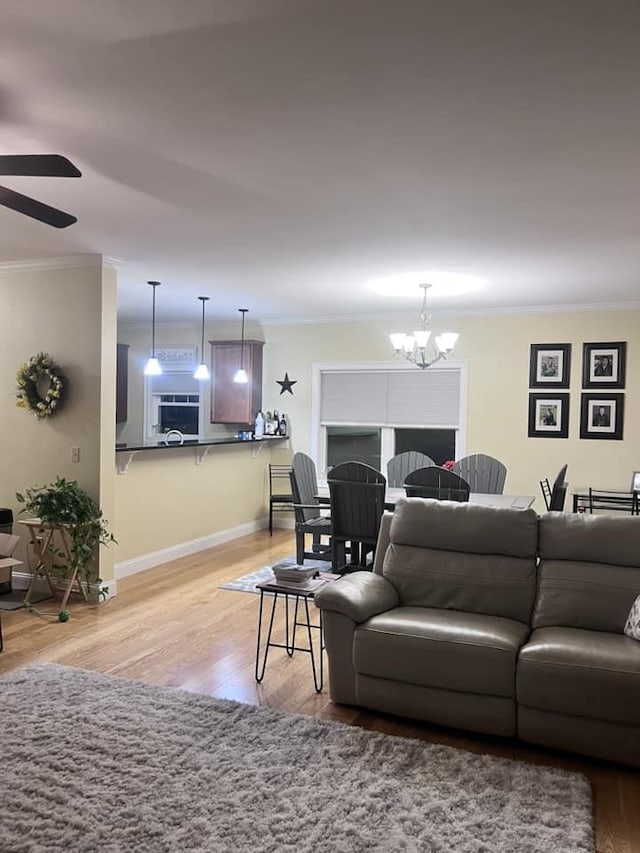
top-left (194, 296), bottom-right (210, 380)
top-left (389, 283), bottom-right (459, 369)
top-left (143, 281), bottom-right (162, 376)
top-left (233, 308), bottom-right (249, 384)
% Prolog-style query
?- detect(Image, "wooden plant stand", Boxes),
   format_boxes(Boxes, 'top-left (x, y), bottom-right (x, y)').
top-left (19, 519), bottom-right (90, 612)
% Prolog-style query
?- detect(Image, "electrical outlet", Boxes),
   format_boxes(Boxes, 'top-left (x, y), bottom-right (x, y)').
top-left (71, 447), bottom-right (81, 463)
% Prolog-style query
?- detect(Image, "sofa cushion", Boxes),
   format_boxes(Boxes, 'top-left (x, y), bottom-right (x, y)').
top-left (518, 626), bottom-right (640, 726)
top-left (534, 513), bottom-right (640, 632)
top-left (539, 511), bottom-right (640, 567)
top-left (383, 500), bottom-right (538, 622)
top-left (354, 606), bottom-right (529, 698)
top-left (532, 559), bottom-right (640, 632)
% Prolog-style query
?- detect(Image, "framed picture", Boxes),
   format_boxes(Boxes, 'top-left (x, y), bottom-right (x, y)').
top-left (630, 471), bottom-right (640, 493)
top-left (529, 343), bottom-right (571, 388)
top-left (581, 342), bottom-right (626, 388)
top-left (579, 393), bottom-right (624, 440)
top-left (155, 345), bottom-right (198, 370)
top-left (528, 393), bottom-right (570, 438)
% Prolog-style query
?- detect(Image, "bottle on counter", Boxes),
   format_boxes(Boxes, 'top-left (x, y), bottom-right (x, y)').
top-left (254, 411), bottom-right (264, 440)
top-left (278, 413), bottom-right (287, 437)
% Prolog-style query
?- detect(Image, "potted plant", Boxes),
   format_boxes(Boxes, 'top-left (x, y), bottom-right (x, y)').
top-left (16, 476), bottom-right (116, 611)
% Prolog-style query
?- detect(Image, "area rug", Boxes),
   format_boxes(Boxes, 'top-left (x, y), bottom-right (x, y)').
top-left (219, 554), bottom-right (330, 593)
top-left (0, 664), bottom-right (594, 853)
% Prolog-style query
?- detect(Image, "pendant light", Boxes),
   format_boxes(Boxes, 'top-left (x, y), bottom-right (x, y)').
top-left (193, 296), bottom-right (210, 380)
top-left (143, 281), bottom-right (163, 376)
top-left (233, 308), bottom-right (249, 384)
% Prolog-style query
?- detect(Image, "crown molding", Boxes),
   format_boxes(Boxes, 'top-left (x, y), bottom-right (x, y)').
top-left (0, 254), bottom-right (119, 273)
top-left (262, 300), bottom-right (640, 325)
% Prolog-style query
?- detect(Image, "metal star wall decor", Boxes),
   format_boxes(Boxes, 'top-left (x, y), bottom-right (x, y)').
top-left (276, 372), bottom-right (297, 395)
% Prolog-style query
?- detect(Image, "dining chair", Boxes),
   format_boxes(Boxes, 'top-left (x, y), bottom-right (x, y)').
top-left (540, 478), bottom-right (553, 510)
top-left (289, 452), bottom-right (332, 565)
top-left (404, 466), bottom-right (471, 502)
top-left (327, 461), bottom-right (387, 572)
top-left (550, 481), bottom-right (568, 511)
top-left (386, 451), bottom-right (436, 488)
top-left (452, 453), bottom-right (507, 494)
top-left (267, 463), bottom-right (294, 535)
top-left (541, 464), bottom-right (568, 511)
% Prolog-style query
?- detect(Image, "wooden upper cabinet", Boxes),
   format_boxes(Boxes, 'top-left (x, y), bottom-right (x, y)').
top-left (210, 340), bottom-right (263, 424)
top-left (116, 343), bottom-right (129, 424)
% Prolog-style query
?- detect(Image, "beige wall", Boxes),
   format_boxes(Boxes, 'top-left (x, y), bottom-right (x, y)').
top-left (112, 442), bottom-right (273, 563)
top-left (261, 308), bottom-right (639, 513)
top-left (0, 258), bottom-right (118, 578)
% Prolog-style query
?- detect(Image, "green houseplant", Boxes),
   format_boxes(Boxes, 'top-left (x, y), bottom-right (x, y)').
top-left (16, 476), bottom-right (116, 608)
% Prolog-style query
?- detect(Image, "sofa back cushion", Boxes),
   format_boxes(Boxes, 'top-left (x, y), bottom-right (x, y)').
top-left (534, 513), bottom-right (640, 632)
top-left (384, 498), bottom-right (538, 622)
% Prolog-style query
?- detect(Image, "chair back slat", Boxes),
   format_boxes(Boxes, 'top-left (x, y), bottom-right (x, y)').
top-left (387, 451), bottom-right (436, 487)
top-left (404, 466), bottom-right (470, 502)
top-left (452, 453), bottom-right (507, 494)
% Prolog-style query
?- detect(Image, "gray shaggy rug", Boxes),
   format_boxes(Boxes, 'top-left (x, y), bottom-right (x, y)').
top-left (0, 664), bottom-right (594, 853)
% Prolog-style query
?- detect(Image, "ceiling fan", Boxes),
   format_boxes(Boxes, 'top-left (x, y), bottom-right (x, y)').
top-left (0, 154), bottom-right (81, 228)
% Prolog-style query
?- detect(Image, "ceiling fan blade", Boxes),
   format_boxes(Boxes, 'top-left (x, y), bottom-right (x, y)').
top-left (0, 185), bottom-right (77, 228)
top-left (0, 154), bottom-right (81, 178)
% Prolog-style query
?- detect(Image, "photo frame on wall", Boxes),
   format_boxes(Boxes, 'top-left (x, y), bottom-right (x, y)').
top-left (581, 341), bottom-right (626, 389)
top-left (579, 393), bottom-right (624, 440)
top-left (528, 393), bottom-right (570, 438)
top-left (529, 343), bottom-right (571, 388)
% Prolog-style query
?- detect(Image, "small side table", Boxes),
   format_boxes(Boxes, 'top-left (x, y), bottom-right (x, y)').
top-left (19, 519), bottom-right (89, 611)
top-left (255, 573), bottom-right (340, 692)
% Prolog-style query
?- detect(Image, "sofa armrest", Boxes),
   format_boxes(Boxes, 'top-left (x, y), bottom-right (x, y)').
top-left (314, 572), bottom-right (399, 623)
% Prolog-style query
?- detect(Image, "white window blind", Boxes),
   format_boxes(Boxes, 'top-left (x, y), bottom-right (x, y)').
top-left (320, 368), bottom-right (460, 427)
top-left (321, 372), bottom-right (388, 423)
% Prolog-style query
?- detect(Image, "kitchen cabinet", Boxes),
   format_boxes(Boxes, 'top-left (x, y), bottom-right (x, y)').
top-left (210, 340), bottom-right (263, 424)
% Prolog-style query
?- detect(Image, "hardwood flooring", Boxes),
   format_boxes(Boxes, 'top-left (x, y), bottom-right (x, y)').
top-left (1, 529), bottom-right (638, 852)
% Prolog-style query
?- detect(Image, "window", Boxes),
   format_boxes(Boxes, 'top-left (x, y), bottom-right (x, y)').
top-left (326, 426), bottom-right (381, 471)
top-left (145, 373), bottom-right (203, 440)
top-left (312, 362), bottom-right (466, 477)
top-left (394, 428), bottom-right (456, 466)
top-left (157, 395), bottom-right (200, 435)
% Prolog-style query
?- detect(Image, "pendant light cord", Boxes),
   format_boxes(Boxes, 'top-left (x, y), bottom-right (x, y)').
top-left (239, 308), bottom-right (247, 369)
top-left (148, 281), bottom-right (161, 358)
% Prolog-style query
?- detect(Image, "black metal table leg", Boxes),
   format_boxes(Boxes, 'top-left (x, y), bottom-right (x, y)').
top-left (255, 589), bottom-right (278, 683)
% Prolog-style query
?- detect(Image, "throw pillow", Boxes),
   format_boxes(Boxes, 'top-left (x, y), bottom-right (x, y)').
top-left (624, 595), bottom-right (640, 641)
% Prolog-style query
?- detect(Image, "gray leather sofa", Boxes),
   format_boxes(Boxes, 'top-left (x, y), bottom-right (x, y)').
top-left (314, 498), bottom-right (640, 766)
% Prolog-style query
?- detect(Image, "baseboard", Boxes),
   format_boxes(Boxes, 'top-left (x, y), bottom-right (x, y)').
top-left (114, 517), bottom-right (268, 580)
top-left (8, 572), bottom-right (117, 603)
top-left (9, 517), bottom-right (279, 599)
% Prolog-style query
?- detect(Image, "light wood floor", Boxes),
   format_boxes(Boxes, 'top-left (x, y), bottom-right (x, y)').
top-left (1, 529), bottom-right (638, 853)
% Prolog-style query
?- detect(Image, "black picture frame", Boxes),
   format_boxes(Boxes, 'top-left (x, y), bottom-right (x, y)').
top-left (581, 341), bottom-right (626, 389)
top-left (579, 393), bottom-right (624, 440)
top-left (529, 343), bottom-right (571, 388)
top-left (528, 393), bottom-right (570, 438)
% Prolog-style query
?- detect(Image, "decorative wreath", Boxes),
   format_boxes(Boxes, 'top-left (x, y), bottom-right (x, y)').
top-left (16, 352), bottom-right (65, 419)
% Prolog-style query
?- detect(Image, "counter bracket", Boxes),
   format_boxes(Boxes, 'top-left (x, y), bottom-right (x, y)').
top-left (116, 451), bottom-right (138, 475)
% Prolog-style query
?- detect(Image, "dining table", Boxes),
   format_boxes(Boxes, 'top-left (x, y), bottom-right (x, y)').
top-left (317, 483), bottom-right (535, 511)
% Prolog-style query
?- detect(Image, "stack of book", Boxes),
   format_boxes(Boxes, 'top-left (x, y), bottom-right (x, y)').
top-left (272, 562), bottom-right (318, 583)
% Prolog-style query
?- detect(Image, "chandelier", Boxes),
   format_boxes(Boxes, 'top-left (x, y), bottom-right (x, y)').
top-left (389, 283), bottom-right (459, 369)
